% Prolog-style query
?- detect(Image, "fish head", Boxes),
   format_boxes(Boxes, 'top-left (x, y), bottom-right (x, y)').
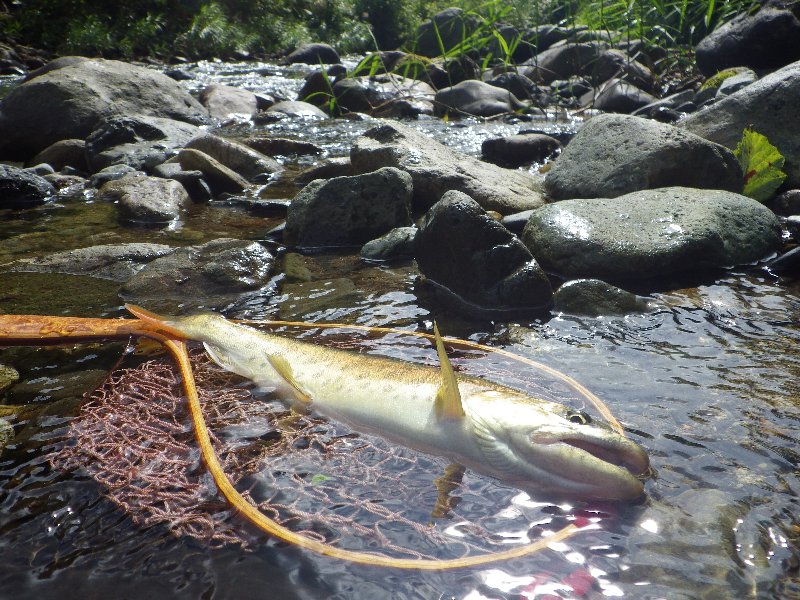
top-left (466, 389), bottom-right (650, 501)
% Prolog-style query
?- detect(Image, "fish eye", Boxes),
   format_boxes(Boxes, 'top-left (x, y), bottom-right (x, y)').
top-left (566, 410), bottom-right (591, 425)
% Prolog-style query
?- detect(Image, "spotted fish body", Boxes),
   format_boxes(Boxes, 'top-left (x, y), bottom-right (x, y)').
top-left (134, 308), bottom-right (650, 501)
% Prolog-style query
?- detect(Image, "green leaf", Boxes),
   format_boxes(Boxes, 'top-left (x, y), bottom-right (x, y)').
top-left (733, 128), bottom-right (787, 203)
top-left (310, 473), bottom-right (332, 485)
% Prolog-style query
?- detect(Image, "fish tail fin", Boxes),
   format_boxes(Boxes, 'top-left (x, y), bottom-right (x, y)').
top-left (125, 304), bottom-right (189, 340)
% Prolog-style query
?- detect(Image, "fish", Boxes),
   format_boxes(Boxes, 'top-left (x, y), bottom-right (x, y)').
top-left (128, 305), bottom-right (650, 501)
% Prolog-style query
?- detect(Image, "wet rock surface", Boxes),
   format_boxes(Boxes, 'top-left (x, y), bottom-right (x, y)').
top-left (0, 164), bottom-right (55, 208)
top-left (415, 190), bottom-right (552, 314)
top-left (350, 121), bottom-right (546, 214)
top-left (119, 238), bottom-right (275, 310)
top-left (522, 187), bottom-right (782, 279)
top-left (285, 167), bottom-right (413, 248)
top-left (5, 243), bottom-right (174, 281)
top-left (553, 279), bottom-right (652, 316)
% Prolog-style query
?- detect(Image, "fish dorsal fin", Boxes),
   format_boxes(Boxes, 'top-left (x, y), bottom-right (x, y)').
top-left (433, 322), bottom-right (465, 420)
top-left (267, 354), bottom-right (313, 405)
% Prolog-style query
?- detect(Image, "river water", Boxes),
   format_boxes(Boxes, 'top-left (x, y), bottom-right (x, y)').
top-left (0, 61), bottom-right (798, 599)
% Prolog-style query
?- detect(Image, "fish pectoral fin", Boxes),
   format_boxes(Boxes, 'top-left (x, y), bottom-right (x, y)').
top-left (267, 354), bottom-right (313, 405)
top-left (433, 322), bottom-right (465, 421)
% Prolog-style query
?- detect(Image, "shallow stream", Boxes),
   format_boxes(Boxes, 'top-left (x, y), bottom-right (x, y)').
top-left (0, 61), bottom-right (798, 599)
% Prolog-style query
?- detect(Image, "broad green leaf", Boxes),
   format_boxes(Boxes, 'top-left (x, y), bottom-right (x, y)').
top-left (734, 128), bottom-right (787, 203)
top-left (310, 473), bottom-right (332, 485)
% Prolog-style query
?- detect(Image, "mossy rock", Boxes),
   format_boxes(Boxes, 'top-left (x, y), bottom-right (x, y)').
top-left (700, 67), bottom-right (751, 91)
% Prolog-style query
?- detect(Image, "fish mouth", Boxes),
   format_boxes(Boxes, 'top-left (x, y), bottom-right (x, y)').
top-left (561, 436), bottom-right (650, 478)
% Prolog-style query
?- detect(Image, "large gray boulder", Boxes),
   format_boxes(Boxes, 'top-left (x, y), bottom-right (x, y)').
top-left (679, 59), bottom-right (800, 188)
top-left (434, 80), bottom-right (524, 117)
top-left (695, 7), bottom-right (800, 76)
top-left (99, 174), bottom-right (190, 224)
top-left (285, 167), bottom-right (413, 248)
top-left (416, 190), bottom-right (552, 314)
top-left (119, 238), bottom-right (274, 310)
top-left (545, 114), bottom-right (742, 200)
top-left (0, 58), bottom-right (208, 160)
top-left (350, 121), bottom-right (546, 214)
top-left (521, 187), bottom-right (782, 280)
top-left (6, 243), bottom-right (174, 281)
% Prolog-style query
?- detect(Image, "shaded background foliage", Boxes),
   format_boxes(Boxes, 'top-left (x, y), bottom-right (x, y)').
top-left (0, 0), bottom-right (758, 60)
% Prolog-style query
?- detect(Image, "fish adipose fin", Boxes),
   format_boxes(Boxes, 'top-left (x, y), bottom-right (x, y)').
top-left (433, 322), bottom-right (465, 420)
top-left (267, 354), bottom-right (313, 405)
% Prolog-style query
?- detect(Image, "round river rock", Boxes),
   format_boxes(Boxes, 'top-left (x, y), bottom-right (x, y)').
top-left (521, 187), bottom-right (782, 280)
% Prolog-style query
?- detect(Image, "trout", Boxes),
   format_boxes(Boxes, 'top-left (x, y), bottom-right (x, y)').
top-left (129, 306), bottom-right (649, 501)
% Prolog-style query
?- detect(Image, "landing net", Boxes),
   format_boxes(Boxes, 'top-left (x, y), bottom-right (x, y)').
top-left (52, 329), bottom-right (605, 562)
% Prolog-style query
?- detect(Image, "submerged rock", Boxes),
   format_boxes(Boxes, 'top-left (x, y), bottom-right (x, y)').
top-left (285, 167), bottom-right (413, 248)
top-left (415, 190), bottom-right (552, 314)
top-left (680, 59), bottom-right (800, 188)
top-left (0, 58), bottom-right (208, 161)
top-left (545, 113), bottom-right (742, 200)
top-left (0, 363), bottom-right (20, 394)
top-left (522, 187), bottom-right (782, 280)
top-left (120, 238), bottom-right (275, 309)
top-left (6, 243), bottom-right (174, 281)
top-left (553, 279), bottom-right (652, 316)
top-left (351, 121), bottom-right (545, 214)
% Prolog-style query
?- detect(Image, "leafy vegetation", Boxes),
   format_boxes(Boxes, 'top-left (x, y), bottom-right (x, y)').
top-left (0, 0), bottom-right (756, 61)
top-left (734, 129), bottom-right (788, 203)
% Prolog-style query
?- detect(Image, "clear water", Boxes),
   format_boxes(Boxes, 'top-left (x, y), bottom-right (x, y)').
top-left (0, 60), bottom-right (798, 599)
